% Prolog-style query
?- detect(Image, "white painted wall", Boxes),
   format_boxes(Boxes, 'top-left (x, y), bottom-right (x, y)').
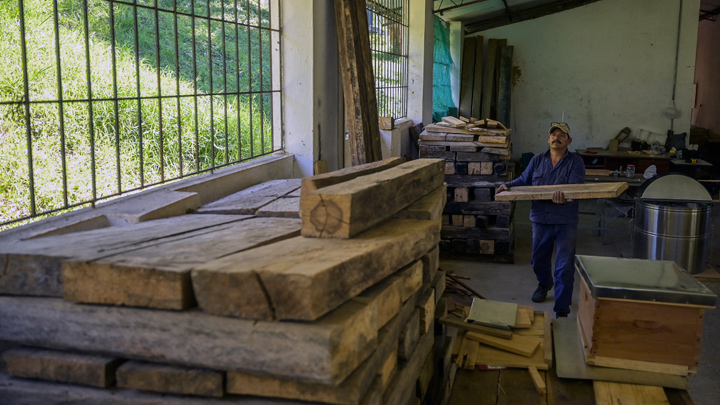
top-left (407, 0), bottom-right (435, 125)
top-left (693, 18), bottom-right (720, 134)
top-left (472, 0), bottom-right (700, 158)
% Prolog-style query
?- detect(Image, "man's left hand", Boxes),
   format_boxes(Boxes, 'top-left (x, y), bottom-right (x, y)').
top-left (552, 190), bottom-right (572, 204)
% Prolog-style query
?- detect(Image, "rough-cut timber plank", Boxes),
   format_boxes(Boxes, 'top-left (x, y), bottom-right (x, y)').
top-left (63, 217), bottom-right (301, 310)
top-left (495, 182), bottom-right (629, 201)
top-left (382, 328), bottom-right (434, 405)
top-left (481, 39), bottom-right (498, 121)
top-left (458, 36), bottom-right (476, 118)
top-left (301, 157), bottom-right (404, 195)
top-left (352, 271), bottom-right (404, 329)
top-left (497, 46), bottom-right (513, 127)
top-left (334, 0), bottom-right (382, 165)
top-left (441, 225), bottom-right (512, 240)
top-left (116, 361), bottom-right (224, 397)
top-left (421, 245), bottom-right (440, 285)
top-left (593, 381), bottom-right (670, 405)
top-left (3, 347), bottom-right (122, 388)
top-left (255, 197), bottom-right (300, 218)
top-left (225, 290), bottom-right (423, 405)
top-left (398, 310), bottom-right (421, 361)
top-left (196, 179), bottom-right (301, 215)
top-left (0, 296), bottom-right (376, 385)
top-left (300, 159), bottom-right (444, 238)
top-left (400, 261), bottom-right (424, 302)
top-left (192, 218), bottom-right (440, 321)
top-left (0, 214), bottom-right (249, 297)
top-left (425, 124), bottom-right (510, 137)
top-left (0, 372), bottom-right (297, 404)
top-left (471, 36), bottom-right (484, 118)
top-left (393, 184), bottom-right (447, 221)
top-left (417, 289), bottom-right (436, 335)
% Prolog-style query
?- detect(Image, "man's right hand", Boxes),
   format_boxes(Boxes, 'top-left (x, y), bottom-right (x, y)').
top-left (497, 184), bottom-right (509, 193)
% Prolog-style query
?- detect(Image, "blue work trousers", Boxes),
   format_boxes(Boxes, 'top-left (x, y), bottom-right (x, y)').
top-left (531, 222), bottom-right (577, 314)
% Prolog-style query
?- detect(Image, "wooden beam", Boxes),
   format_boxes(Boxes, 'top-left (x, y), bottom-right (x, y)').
top-left (465, 0), bottom-right (602, 34)
top-left (459, 37), bottom-right (477, 118)
top-left (471, 36), bottom-right (484, 119)
top-left (300, 159), bottom-right (444, 239)
top-left (301, 157), bottom-right (404, 195)
top-left (334, 0), bottom-right (382, 165)
top-left (494, 182), bottom-right (629, 201)
top-left (481, 39), bottom-right (498, 121)
top-left (0, 296), bottom-right (376, 385)
top-left (497, 45), bottom-right (513, 128)
top-left (191, 219), bottom-right (440, 321)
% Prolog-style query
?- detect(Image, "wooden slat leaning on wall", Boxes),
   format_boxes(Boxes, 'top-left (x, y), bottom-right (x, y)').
top-left (334, 0), bottom-right (382, 165)
top-left (459, 36), bottom-right (477, 118)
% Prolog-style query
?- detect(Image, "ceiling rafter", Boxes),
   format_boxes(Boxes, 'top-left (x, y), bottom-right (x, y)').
top-left (434, 0), bottom-right (490, 15)
top-left (464, 0), bottom-right (601, 34)
top-left (700, 6), bottom-right (720, 21)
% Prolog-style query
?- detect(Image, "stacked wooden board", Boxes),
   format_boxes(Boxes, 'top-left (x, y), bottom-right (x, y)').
top-left (0, 158), bottom-right (449, 404)
top-left (420, 117), bottom-right (515, 262)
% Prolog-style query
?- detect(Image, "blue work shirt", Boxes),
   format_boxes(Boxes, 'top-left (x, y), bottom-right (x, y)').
top-left (505, 150), bottom-right (585, 225)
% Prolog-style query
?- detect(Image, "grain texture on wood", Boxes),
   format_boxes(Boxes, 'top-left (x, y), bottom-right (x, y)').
top-left (0, 214), bottom-right (248, 297)
top-left (465, 332), bottom-right (541, 358)
top-left (301, 157), bottom-right (404, 195)
top-left (3, 347), bottom-right (122, 388)
top-left (0, 296), bottom-right (376, 384)
top-left (334, 0), bottom-right (382, 165)
top-left (196, 179), bottom-right (301, 214)
top-left (116, 361), bottom-right (224, 397)
top-left (63, 217), bottom-right (301, 310)
top-left (300, 159), bottom-right (444, 238)
top-left (192, 218), bottom-right (440, 321)
top-left (393, 184), bottom-right (446, 221)
top-left (495, 182), bottom-right (628, 201)
top-left (225, 289), bottom-right (422, 405)
top-left (255, 197), bottom-right (300, 218)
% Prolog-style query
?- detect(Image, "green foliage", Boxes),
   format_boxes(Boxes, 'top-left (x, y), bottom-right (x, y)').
top-left (0, 0), bottom-right (275, 226)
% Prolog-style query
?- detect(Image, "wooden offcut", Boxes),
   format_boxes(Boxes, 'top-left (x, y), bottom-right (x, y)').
top-left (334, 0), bottom-right (382, 165)
top-left (300, 159), bottom-right (444, 238)
top-left (0, 296), bottom-right (376, 385)
top-left (192, 218), bottom-right (440, 321)
top-left (116, 361), bottom-right (224, 397)
top-left (528, 366), bottom-right (546, 396)
top-left (494, 182), bottom-right (629, 201)
top-left (301, 157), bottom-right (404, 195)
top-left (442, 116), bottom-right (466, 127)
top-left (62, 217), bottom-right (301, 310)
top-left (3, 347), bottom-right (122, 388)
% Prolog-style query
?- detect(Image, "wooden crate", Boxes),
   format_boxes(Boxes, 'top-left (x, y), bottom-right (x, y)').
top-left (577, 277), bottom-right (706, 368)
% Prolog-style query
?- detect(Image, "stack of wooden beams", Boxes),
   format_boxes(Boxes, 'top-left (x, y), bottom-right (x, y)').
top-left (0, 158), bottom-right (449, 404)
top-left (419, 117), bottom-right (515, 262)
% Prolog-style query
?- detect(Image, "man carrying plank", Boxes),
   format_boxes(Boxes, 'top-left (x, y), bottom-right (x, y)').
top-left (496, 122), bottom-right (584, 319)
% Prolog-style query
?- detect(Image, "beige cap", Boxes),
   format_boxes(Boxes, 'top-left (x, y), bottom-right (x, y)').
top-left (549, 122), bottom-right (571, 137)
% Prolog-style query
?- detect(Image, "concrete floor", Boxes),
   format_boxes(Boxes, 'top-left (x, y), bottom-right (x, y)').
top-left (441, 199), bottom-right (720, 405)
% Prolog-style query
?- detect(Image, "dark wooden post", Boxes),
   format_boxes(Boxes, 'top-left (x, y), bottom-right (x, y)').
top-left (497, 46), bottom-right (513, 128)
top-left (334, 0), bottom-right (382, 165)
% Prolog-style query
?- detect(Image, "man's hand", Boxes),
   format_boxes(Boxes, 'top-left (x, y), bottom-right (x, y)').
top-left (497, 184), bottom-right (510, 193)
top-left (552, 190), bottom-right (573, 204)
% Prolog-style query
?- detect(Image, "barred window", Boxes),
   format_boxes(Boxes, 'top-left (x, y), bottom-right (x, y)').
top-left (0, 0), bottom-right (282, 227)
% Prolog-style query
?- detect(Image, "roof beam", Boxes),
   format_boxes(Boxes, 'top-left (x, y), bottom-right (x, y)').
top-left (465, 0), bottom-right (601, 34)
top-left (700, 7), bottom-right (720, 21)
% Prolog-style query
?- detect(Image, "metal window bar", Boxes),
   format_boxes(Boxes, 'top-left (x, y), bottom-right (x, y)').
top-left (0, 0), bottom-right (282, 228)
top-left (367, 0), bottom-right (409, 119)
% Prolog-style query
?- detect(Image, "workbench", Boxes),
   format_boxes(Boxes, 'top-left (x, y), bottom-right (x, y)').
top-left (578, 149), bottom-right (672, 174)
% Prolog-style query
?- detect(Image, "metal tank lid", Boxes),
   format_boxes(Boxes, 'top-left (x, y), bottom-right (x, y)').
top-left (575, 255), bottom-right (717, 307)
top-left (636, 173), bottom-right (712, 202)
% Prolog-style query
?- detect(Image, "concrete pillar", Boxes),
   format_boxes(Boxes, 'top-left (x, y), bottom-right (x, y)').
top-left (407, 0), bottom-right (434, 125)
top-left (281, 0), bottom-right (343, 177)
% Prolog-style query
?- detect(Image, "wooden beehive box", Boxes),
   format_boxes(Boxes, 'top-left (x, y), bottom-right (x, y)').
top-left (575, 255), bottom-right (716, 370)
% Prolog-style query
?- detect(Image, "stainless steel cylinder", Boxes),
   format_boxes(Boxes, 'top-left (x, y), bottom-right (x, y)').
top-left (632, 200), bottom-right (712, 274)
